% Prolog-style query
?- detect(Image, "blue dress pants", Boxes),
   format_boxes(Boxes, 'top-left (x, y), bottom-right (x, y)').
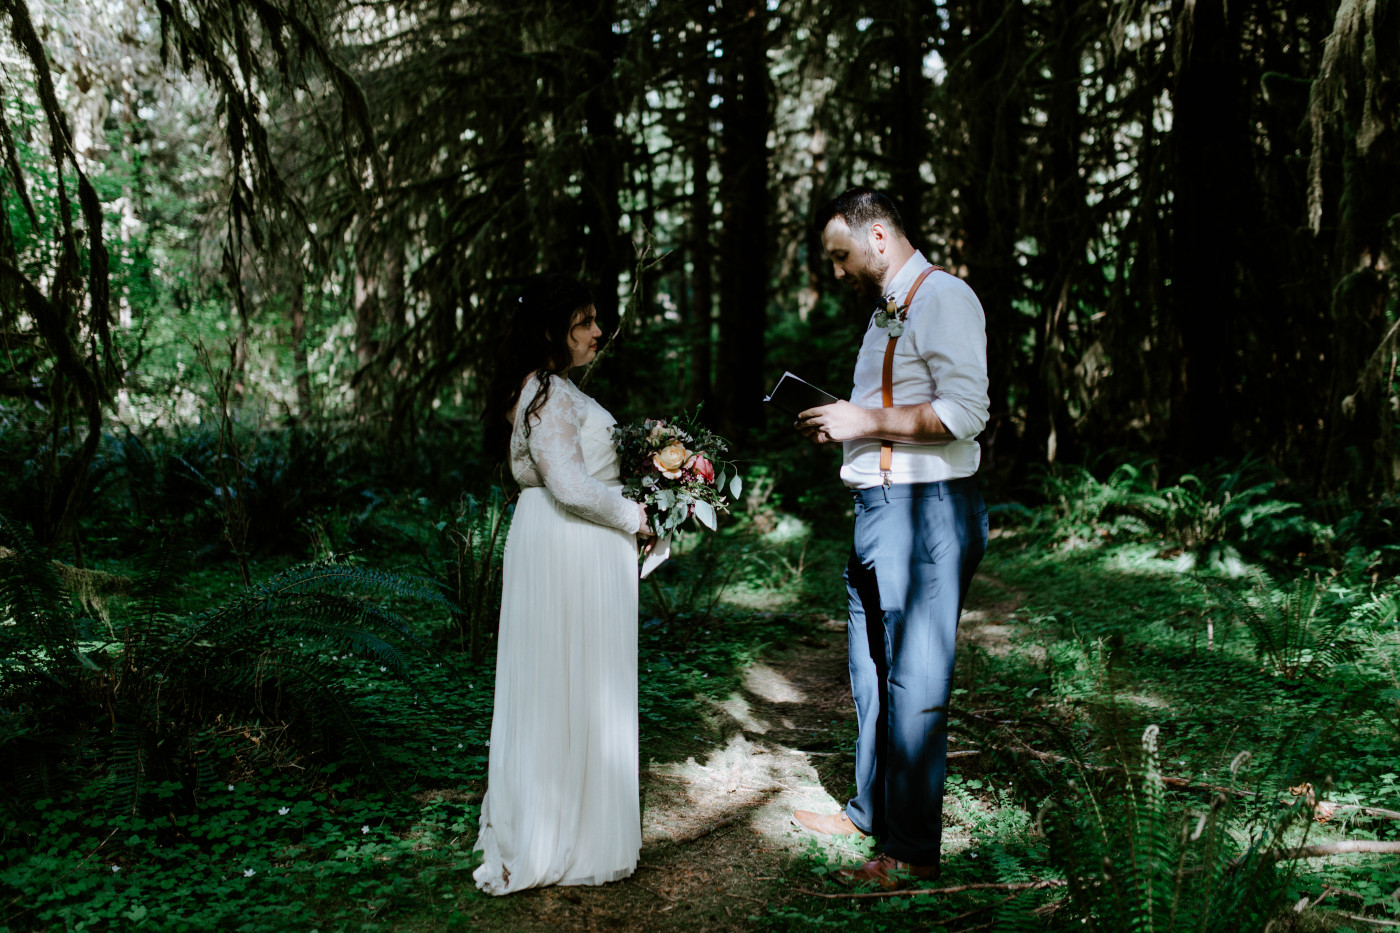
top-left (842, 477), bottom-right (988, 867)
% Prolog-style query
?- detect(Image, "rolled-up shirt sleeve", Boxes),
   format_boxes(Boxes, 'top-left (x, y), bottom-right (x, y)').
top-left (911, 277), bottom-right (990, 441)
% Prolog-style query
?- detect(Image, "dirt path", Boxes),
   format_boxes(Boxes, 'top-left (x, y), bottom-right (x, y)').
top-left (468, 575), bottom-right (1021, 931)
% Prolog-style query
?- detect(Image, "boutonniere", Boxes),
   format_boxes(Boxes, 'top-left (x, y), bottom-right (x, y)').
top-left (873, 295), bottom-right (910, 337)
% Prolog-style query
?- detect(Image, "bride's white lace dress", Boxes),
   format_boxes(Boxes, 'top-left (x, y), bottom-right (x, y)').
top-left (473, 372), bottom-right (641, 895)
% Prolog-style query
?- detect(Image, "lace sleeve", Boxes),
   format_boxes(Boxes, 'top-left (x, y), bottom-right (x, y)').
top-left (525, 377), bottom-right (642, 534)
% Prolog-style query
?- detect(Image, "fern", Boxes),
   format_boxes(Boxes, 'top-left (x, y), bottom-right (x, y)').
top-left (428, 487), bottom-right (512, 661)
top-left (1137, 459), bottom-right (1311, 571)
top-left (1032, 459), bottom-right (1159, 546)
top-left (1044, 725), bottom-right (1301, 933)
top-left (1, 528), bottom-right (462, 818)
top-left (0, 511), bottom-right (80, 684)
top-left (1208, 574), bottom-right (1359, 679)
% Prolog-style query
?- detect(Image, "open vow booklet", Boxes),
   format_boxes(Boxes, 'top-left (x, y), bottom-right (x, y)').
top-left (763, 371), bottom-right (841, 418)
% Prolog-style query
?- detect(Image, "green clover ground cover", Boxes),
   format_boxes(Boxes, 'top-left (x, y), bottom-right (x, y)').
top-left (768, 536), bottom-right (1400, 931)
top-left (1, 534), bottom-right (815, 933)
top-left (7, 478), bottom-right (1400, 931)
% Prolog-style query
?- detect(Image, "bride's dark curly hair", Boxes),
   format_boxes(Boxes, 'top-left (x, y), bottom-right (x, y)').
top-left (484, 273), bottom-right (595, 460)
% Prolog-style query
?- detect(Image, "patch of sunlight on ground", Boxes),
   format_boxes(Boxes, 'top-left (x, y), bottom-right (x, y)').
top-left (705, 665), bottom-right (808, 736)
top-left (644, 733), bottom-right (828, 852)
top-left (717, 582), bottom-right (795, 612)
top-left (642, 699), bottom-right (973, 864)
top-left (762, 514), bottom-right (810, 544)
top-left (711, 693), bottom-right (772, 734)
top-left (1101, 543), bottom-right (1194, 576)
top-left (1116, 692), bottom-right (1171, 709)
top-left (1100, 542), bottom-right (1256, 578)
top-left (743, 663), bottom-right (806, 704)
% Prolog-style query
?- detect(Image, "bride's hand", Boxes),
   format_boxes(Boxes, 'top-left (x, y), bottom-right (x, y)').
top-left (635, 503), bottom-right (651, 538)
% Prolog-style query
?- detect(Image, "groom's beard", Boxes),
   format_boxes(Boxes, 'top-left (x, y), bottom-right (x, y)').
top-left (849, 260), bottom-right (888, 308)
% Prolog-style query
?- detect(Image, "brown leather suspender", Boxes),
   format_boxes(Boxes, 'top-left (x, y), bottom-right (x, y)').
top-left (879, 265), bottom-right (942, 486)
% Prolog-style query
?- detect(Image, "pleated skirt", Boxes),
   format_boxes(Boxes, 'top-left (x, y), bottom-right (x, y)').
top-left (472, 485), bottom-right (640, 895)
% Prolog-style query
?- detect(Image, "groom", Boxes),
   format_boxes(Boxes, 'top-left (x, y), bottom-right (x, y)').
top-left (792, 187), bottom-right (989, 888)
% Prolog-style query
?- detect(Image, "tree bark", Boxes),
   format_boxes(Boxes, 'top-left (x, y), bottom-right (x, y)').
top-left (688, 45), bottom-right (714, 408)
top-left (944, 0), bottom-right (1027, 454)
top-left (715, 2), bottom-right (770, 437)
top-left (1023, 0), bottom-right (1089, 468)
top-left (581, 0), bottom-right (625, 329)
top-left (1166, 0), bottom-right (1249, 467)
top-left (890, 0), bottom-right (929, 241)
top-left (290, 265), bottom-right (313, 420)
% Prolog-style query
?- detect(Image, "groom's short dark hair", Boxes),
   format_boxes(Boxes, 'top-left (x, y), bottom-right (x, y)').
top-left (814, 187), bottom-right (907, 239)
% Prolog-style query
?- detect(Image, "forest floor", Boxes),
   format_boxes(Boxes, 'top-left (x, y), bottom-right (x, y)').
top-left (402, 571), bottom-right (1026, 932)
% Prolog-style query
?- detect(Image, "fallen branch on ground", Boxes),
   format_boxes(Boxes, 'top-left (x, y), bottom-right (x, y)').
top-left (1005, 741), bottom-right (1258, 798)
top-left (800, 841), bottom-right (1400, 902)
top-left (1240, 840), bottom-right (1400, 866)
top-left (1313, 802), bottom-right (1400, 821)
top-left (1333, 912), bottom-right (1400, 927)
top-left (796, 879), bottom-right (1068, 901)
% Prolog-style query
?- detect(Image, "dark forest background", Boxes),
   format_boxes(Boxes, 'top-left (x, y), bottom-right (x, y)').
top-left (4, 3), bottom-right (1400, 930)
top-left (2, 0), bottom-right (1396, 552)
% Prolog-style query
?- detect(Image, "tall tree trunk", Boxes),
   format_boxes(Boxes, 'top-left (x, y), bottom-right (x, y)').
top-left (715, 1), bottom-right (769, 437)
top-left (688, 50), bottom-right (714, 408)
top-left (945, 0), bottom-right (1026, 447)
top-left (353, 227), bottom-right (379, 416)
top-left (581, 0), bottom-right (625, 328)
top-left (1166, 0), bottom-right (1248, 467)
top-left (1023, 0), bottom-right (1089, 467)
top-left (890, 0), bottom-right (929, 241)
top-left (290, 265), bottom-right (313, 420)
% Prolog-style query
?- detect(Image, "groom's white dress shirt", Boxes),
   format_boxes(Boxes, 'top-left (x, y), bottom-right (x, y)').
top-left (840, 251), bottom-right (990, 490)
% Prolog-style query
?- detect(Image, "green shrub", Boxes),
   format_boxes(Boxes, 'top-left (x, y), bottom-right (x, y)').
top-left (1140, 460), bottom-right (1314, 572)
top-left (1029, 459), bottom-right (1159, 546)
top-left (0, 514), bottom-right (457, 821)
top-left (1208, 574), bottom-right (1362, 680)
top-left (429, 486), bottom-right (512, 662)
top-left (1043, 725), bottom-right (1302, 932)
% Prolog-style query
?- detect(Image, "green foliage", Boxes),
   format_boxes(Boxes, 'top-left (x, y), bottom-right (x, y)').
top-left (1140, 463), bottom-right (1310, 572)
top-left (430, 487), bottom-right (512, 662)
top-left (1044, 726), bottom-right (1299, 932)
top-left (0, 515), bottom-right (459, 822)
top-left (1209, 574), bottom-right (1363, 680)
top-left (0, 728), bottom-right (489, 932)
top-left (1028, 459), bottom-right (1160, 546)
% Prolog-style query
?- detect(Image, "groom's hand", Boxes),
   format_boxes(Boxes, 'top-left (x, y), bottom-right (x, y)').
top-left (796, 400), bottom-right (871, 445)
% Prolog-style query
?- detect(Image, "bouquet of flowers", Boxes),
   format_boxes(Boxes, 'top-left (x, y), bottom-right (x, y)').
top-left (612, 411), bottom-right (741, 538)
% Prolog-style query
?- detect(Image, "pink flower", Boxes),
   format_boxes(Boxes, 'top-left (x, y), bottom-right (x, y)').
top-left (688, 454), bottom-right (716, 484)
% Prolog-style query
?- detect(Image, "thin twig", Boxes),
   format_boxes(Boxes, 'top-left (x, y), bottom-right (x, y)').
top-left (996, 738), bottom-right (1257, 799)
top-left (1333, 913), bottom-right (1400, 928)
top-left (796, 879), bottom-right (1068, 901)
top-left (935, 886), bottom-right (1042, 925)
top-left (1318, 803), bottom-right (1400, 821)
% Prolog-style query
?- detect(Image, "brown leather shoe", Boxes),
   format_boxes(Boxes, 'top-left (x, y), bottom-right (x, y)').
top-left (791, 810), bottom-right (867, 837)
top-left (837, 852), bottom-right (938, 890)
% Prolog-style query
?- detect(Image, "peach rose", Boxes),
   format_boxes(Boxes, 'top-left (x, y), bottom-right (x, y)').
top-left (652, 442), bottom-right (691, 480)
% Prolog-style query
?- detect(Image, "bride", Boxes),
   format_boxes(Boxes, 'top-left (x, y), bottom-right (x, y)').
top-left (473, 274), bottom-right (651, 895)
